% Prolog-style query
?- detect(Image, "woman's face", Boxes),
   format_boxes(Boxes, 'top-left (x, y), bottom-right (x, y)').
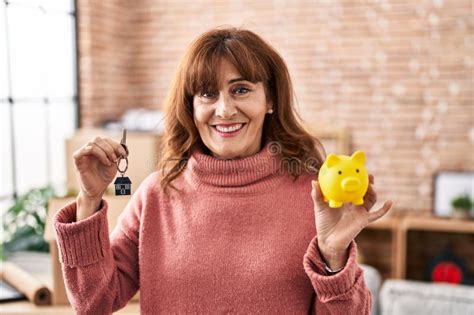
top-left (193, 58), bottom-right (273, 159)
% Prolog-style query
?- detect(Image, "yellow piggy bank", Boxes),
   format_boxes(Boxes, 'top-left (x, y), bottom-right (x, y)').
top-left (318, 150), bottom-right (369, 208)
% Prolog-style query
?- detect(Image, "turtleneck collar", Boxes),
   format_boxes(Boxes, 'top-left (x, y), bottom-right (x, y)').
top-left (183, 141), bottom-right (286, 194)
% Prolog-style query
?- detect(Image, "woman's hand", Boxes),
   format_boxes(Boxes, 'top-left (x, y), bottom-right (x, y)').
top-left (73, 136), bottom-right (128, 219)
top-left (311, 174), bottom-right (393, 270)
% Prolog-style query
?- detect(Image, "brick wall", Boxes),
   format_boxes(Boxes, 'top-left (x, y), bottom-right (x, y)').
top-left (77, 0), bottom-right (473, 211)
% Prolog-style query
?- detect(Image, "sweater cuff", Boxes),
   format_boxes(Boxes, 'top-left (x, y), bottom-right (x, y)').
top-left (303, 235), bottom-right (365, 302)
top-left (53, 198), bottom-right (110, 267)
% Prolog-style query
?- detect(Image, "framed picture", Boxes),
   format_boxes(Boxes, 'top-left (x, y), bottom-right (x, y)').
top-left (432, 171), bottom-right (474, 217)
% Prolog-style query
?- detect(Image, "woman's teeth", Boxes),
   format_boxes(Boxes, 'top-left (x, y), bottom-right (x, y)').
top-left (215, 123), bottom-right (244, 133)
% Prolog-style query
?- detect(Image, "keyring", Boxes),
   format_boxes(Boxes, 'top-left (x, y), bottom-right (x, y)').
top-left (117, 156), bottom-right (129, 173)
top-left (115, 128), bottom-right (132, 196)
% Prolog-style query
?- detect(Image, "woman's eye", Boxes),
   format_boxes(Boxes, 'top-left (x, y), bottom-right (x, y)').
top-left (233, 87), bottom-right (251, 95)
top-left (200, 91), bottom-right (216, 98)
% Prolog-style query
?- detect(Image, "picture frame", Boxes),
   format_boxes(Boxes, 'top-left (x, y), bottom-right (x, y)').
top-left (432, 171), bottom-right (474, 217)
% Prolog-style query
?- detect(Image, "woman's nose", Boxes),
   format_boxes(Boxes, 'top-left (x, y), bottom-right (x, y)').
top-left (215, 95), bottom-right (237, 119)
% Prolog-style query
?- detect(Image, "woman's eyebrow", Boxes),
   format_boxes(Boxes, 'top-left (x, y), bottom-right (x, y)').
top-left (227, 77), bottom-right (247, 84)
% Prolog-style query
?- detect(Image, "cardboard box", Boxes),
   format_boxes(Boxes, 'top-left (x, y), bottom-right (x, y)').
top-left (65, 128), bottom-right (162, 196)
top-left (44, 196), bottom-right (140, 305)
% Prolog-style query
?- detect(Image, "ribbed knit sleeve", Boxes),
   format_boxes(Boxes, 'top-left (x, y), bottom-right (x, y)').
top-left (54, 199), bottom-right (109, 267)
top-left (53, 191), bottom-right (143, 314)
top-left (303, 235), bottom-right (372, 314)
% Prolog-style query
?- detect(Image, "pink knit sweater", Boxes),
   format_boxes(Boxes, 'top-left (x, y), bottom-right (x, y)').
top-left (54, 142), bottom-right (371, 314)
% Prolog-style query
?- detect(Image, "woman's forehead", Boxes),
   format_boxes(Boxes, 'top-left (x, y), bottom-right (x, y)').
top-left (215, 59), bottom-right (250, 84)
top-left (186, 52), bottom-right (266, 94)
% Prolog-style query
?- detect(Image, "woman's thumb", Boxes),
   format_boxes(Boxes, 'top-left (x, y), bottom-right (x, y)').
top-left (311, 180), bottom-right (326, 208)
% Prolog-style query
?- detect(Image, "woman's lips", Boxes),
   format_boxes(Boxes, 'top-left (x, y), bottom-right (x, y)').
top-left (211, 123), bottom-right (246, 138)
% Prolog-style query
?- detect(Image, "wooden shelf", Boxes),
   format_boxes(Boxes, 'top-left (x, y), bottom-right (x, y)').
top-left (358, 210), bottom-right (474, 281)
top-left (402, 215), bottom-right (474, 233)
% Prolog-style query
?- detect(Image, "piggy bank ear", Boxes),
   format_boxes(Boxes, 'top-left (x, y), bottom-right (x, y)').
top-left (326, 154), bottom-right (341, 168)
top-left (351, 150), bottom-right (366, 165)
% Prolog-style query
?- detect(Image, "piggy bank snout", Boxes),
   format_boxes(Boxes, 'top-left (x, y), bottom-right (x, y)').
top-left (341, 177), bottom-right (361, 193)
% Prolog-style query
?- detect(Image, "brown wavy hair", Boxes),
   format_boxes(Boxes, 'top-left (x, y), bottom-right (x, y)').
top-left (158, 26), bottom-right (325, 194)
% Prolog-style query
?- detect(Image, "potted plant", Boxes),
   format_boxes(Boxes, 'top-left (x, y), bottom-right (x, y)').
top-left (450, 194), bottom-right (472, 219)
top-left (1, 186), bottom-right (56, 261)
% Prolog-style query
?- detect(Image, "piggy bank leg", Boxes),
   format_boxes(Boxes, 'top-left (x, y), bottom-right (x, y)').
top-left (353, 198), bottom-right (364, 205)
top-left (329, 200), bottom-right (343, 208)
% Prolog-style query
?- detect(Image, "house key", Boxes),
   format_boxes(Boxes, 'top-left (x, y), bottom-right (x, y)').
top-left (114, 128), bottom-right (132, 195)
top-left (120, 128), bottom-right (129, 158)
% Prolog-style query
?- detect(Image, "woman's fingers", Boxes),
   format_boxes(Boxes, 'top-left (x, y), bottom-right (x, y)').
top-left (369, 174), bottom-right (374, 185)
top-left (74, 142), bottom-right (112, 166)
top-left (73, 136), bottom-right (128, 170)
top-left (94, 136), bottom-right (120, 163)
top-left (311, 180), bottom-right (327, 210)
top-left (367, 200), bottom-right (393, 223)
top-left (363, 184), bottom-right (377, 211)
top-left (102, 137), bottom-right (128, 159)
top-left (362, 174), bottom-right (376, 211)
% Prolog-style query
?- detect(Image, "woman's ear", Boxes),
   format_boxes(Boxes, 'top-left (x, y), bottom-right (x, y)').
top-left (266, 98), bottom-right (274, 114)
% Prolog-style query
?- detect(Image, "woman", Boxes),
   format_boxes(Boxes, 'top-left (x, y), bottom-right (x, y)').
top-left (54, 27), bottom-right (393, 314)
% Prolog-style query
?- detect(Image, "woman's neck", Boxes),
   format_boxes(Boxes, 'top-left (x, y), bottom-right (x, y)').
top-left (183, 140), bottom-right (284, 194)
top-left (202, 140), bottom-right (266, 160)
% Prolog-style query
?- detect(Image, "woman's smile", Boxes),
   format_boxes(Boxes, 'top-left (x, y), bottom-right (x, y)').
top-left (211, 123), bottom-right (247, 138)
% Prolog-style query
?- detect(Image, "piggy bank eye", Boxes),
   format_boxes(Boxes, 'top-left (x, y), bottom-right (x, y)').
top-left (338, 171), bottom-right (342, 175)
top-left (356, 169), bottom-right (359, 173)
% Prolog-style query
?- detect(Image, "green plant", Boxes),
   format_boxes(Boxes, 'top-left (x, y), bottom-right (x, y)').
top-left (1, 186), bottom-right (56, 261)
top-left (451, 194), bottom-right (473, 212)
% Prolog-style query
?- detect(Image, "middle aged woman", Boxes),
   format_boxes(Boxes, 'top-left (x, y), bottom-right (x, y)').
top-left (53, 26), bottom-right (393, 314)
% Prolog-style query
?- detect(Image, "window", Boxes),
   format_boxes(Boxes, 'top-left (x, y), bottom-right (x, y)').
top-left (0, 0), bottom-right (78, 213)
